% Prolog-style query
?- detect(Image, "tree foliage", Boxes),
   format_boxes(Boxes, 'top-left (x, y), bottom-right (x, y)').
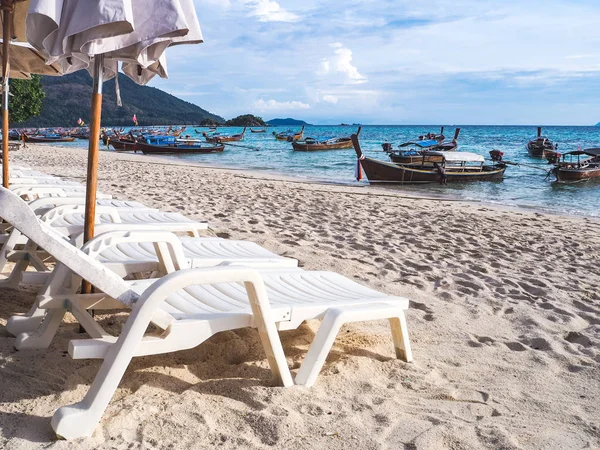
top-left (9, 75), bottom-right (45, 123)
top-left (225, 114), bottom-right (266, 126)
top-left (199, 117), bottom-right (222, 126)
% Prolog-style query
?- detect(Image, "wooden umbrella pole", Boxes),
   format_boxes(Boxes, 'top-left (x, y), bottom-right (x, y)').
top-left (1, 3), bottom-right (12, 188)
top-left (82, 55), bottom-right (104, 294)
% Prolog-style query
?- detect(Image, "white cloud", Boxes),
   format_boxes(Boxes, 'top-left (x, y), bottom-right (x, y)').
top-left (253, 99), bottom-right (310, 112)
top-left (318, 42), bottom-right (367, 84)
top-left (322, 94), bottom-right (338, 104)
top-left (242, 0), bottom-right (299, 22)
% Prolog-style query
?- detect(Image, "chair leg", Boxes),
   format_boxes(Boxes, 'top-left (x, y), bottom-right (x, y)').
top-left (7, 263), bottom-right (76, 336)
top-left (295, 304), bottom-right (413, 387)
top-left (51, 339), bottom-right (137, 439)
top-left (295, 308), bottom-right (344, 387)
top-left (15, 308), bottom-right (67, 350)
top-left (51, 290), bottom-right (162, 439)
top-left (389, 312), bottom-right (412, 362)
top-left (0, 229), bottom-right (22, 273)
top-left (6, 299), bottom-right (47, 336)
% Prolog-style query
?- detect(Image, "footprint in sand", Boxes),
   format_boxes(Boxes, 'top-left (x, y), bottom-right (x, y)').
top-left (468, 335), bottom-right (495, 347)
top-left (504, 341), bottom-right (527, 352)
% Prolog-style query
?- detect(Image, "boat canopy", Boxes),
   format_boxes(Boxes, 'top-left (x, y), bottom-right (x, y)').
top-left (427, 151), bottom-right (485, 163)
top-left (399, 139), bottom-right (439, 148)
top-left (582, 148), bottom-right (600, 157)
top-left (144, 135), bottom-right (176, 145)
top-left (563, 148), bottom-right (600, 157)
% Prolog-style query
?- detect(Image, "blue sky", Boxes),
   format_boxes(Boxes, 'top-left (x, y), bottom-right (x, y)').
top-left (151, 0), bottom-right (600, 125)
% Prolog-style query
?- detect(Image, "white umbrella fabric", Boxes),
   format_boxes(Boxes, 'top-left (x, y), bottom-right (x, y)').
top-left (1, 0), bottom-right (65, 188)
top-left (25, 0), bottom-right (203, 246)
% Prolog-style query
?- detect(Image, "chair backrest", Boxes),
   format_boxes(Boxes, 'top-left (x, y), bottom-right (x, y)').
top-left (0, 187), bottom-right (138, 305)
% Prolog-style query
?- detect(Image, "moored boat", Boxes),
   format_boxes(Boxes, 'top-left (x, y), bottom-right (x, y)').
top-left (22, 133), bottom-right (75, 143)
top-left (352, 134), bottom-right (506, 184)
top-left (250, 127), bottom-right (267, 133)
top-left (108, 136), bottom-right (137, 151)
top-left (273, 125), bottom-right (304, 141)
top-left (292, 127), bottom-right (361, 151)
top-left (527, 127), bottom-right (556, 157)
top-left (136, 135), bottom-right (224, 154)
top-left (546, 148), bottom-right (600, 183)
top-left (418, 126), bottom-right (446, 143)
top-left (385, 128), bottom-right (461, 164)
top-left (203, 127), bottom-right (246, 143)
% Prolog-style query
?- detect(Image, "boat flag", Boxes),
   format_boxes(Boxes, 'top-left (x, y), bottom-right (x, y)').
top-left (132, 114), bottom-right (138, 126)
top-left (355, 155), bottom-right (364, 181)
top-left (77, 118), bottom-right (84, 126)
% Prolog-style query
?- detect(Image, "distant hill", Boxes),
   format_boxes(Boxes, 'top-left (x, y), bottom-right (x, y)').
top-left (266, 118), bottom-right (311, 126)
top-left (14, 71), bottom-right (224, 127)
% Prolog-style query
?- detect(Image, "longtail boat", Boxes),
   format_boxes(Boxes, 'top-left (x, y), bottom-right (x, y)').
top-left (418, 126), bottom-right (446, 143)
top-left (203, 127), bottom-right (246, 143)
top-left (136, 135), bottom-right (224, 154)
top-left (352, 134), bottom-right (506, 184)
top-left (8, 130), bottom-right (22, 140)
top-left (274, 125), bottom-right (304, 141)
top-left (385, 128), bottom-right (461, 164)
top-left (292, 127), bottom-right (361, 151)
top-left (250, 127), bottom-right (267, 133)
top-left (546, 148), bottom-right (600, 183)
top-left (22, 133), bottom-right (75, 143)
top-left (527, 127), bottom-right (556, 157)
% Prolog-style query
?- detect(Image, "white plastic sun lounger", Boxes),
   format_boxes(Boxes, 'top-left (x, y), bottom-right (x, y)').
top-left (0, 197), bottom-right (155, 240)
top-left (8, 232), bottom-right (298, 338)
top-left (0, 186), bottom-right (412, 440)
top-left (9, 184), bottom-right (109, 202)
top-left (95, 236), bottom-right (298, 276)
top-left (9, 177), bottom-right (82, 186)
top-left (0, 205), bottom-right (208, 285)
top-left (39, 205), bottom-right (207, 236)
top-left (0, 200), bottom-right (159, 270)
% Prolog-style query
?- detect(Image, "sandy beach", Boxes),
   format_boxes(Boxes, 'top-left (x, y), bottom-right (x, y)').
top-left (1, 143), bottom-right (599, 449)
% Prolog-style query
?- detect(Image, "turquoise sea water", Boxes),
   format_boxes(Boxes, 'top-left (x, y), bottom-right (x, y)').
top-left (58, 125), bottom-right (600, 218)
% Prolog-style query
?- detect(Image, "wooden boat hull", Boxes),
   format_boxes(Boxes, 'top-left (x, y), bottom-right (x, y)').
top-left (23, 135), bottom-right (75, 143)
top-left (275, 133), bottom-right (302, 141)
top-left (108, 138), bottom-right (137, 151)
top-left (554, 166), bottom-right (600, 182)
top-left (136, 141), bottom-right (225, 155)
top-left (359, 157), bottom-right (506, 184)
top-left (274, 126), bottom-right (305, 141)
top-left (292, 140), bottom-right (353, 151)
top-left (205, 135), bottom-right (243, 143)
top-left (250, 129), bottom-right (267, 133)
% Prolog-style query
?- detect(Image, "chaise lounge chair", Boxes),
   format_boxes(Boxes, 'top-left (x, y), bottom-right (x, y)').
top-left (0, 186), bottom-right (412, 440)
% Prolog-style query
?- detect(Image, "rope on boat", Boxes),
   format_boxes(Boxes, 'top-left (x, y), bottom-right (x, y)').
top-left (222, 142), bottom-right (262, 151)
top-left (502, 160), bottom-right (552, 171)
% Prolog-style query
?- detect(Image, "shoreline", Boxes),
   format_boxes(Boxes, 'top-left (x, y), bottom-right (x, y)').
top-left (35, 143), bottom-right (600, 221)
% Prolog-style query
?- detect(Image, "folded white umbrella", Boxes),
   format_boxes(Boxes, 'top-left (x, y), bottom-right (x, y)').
top-left (26, 0), bottom-right (202, 59)
top-left (23, 0), bottom-right (203, 268)
top-left (1, 1), bottom-right (63, 190)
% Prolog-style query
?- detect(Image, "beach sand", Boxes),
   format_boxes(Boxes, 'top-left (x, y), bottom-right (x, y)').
top-left (1, 143), bottom-right (599, 449)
